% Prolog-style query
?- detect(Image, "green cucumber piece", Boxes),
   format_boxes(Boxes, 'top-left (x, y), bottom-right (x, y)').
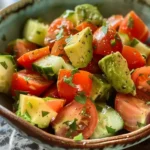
top-left (23, 19), bottom-right (48, 46)
top-left (32, 55), bottom-right (73, 79)
top-left (91, 103), bottom-right (124, 139)
top-left (0, 55), bottom-right (16, 93)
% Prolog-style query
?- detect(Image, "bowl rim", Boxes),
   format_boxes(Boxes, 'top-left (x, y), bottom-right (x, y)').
top-left (0, 0), bottom-right (150, 149)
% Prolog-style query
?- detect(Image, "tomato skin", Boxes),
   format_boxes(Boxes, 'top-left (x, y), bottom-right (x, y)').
top-left (119, 11), bottom-right (149, 42)
top-left (51, 36), bottom-right (69, 62)
top-left (52, 99), bottom-right (98, 139)
top-left (43, 84), bottom-right (60, 98)
top-left (57, 69), bottom-right (92, 104)
top-left (17, 46), bottom-right (50, 69)
top-left (6, 39), bottom-right (38, 60)
top-left (93, 26), bottom-right (123, 56)
top-left (44, 18), bottom-right (74, 46)
top-left (107, 15), bottom-right (124, 30)
top-left (115, 93), bottom-right (150, 131)
top-left (122, 45), bottom-right (146, 70)
top-left (82, 54), bottom-right (102, 74)
top-left (11, 70), bottom-right (53, 96)
top-left (46, 99), bottom-right (65, 113)
top-left (76, 22), bottom-right (98, 33)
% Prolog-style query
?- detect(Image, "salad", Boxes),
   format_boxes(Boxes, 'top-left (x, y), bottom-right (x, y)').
top-left (1, 3), bottom-right (150, 140)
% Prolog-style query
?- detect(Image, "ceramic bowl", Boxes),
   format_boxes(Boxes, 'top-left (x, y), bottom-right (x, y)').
top-left (0, 0), bottom-right (150, 149)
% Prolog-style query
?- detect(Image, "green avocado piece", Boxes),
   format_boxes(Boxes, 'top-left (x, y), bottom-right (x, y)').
top-left (98, 52), bottom-right (136, 95)
top-left (75, 4), bottom-right (103, 26)
top-left (91, 103), bottom-right (124, 139)
top-left (90, 74), bottom-right (112, 102)
top-left (61, 10), bottom-right (77, 25)
top-left (64, 27), bottom-right (93, 68)
top-left (17, 94), bottom-right (57, 128)
top-left (118, 32), bottom-right (131, 45)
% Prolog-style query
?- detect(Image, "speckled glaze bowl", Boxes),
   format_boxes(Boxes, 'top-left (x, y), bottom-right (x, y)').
top-left (0, 0), bottom-right (150, 149)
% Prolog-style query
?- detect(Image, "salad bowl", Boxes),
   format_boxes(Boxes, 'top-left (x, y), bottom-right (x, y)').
top-left (0, 0), bottom-right (150, 149)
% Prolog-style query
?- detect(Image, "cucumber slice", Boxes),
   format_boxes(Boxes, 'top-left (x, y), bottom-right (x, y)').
top-left (91, 103), bottom-right (124, 139)
top-left (32, 55), bottom-right (73, 79)
top-left (23, 19), bottom-right (49, 46)
top-left (0, 55), bottom-right (16, 93)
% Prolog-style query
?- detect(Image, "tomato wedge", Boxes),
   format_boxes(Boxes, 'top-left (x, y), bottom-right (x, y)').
top-left (44, 18), bottom-right (74, 46)
top-left (115, 93), bottom-right (150, 131)
top-left (122, 45), bottom-right (146, 70)
top-left (76, 22), bottom-right (98, 33)
top-left (107, 15), bottom-right (124, 30)
top-left (57, 69), bottom-right (92, 104)
top-left (11, 70), bottom-right (53, 96)
top-left (51, 36), bottom-right (69, 62)
top-left (17, 46), bottom-right (50, 69)
top-left (119, 11), bottom-right (149, 42)
top-left (93, 26), bottom-right (123, 56)
top-left (52, 99), bottom-right (98, 139)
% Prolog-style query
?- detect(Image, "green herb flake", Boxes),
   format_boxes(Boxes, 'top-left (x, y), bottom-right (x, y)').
top-left (56, 28), bottom-right (64, 40)
top-left (42, 111), bottom-right (49, 117)
top-left (73, 133), bottom-right (83, 141)
top-left (75, 91), bottom-right (86, 104)
top-left (71, 68), bottom-right (79, 75)
top-left (63, 118), bottom-right (78, 131)
top-left (0, 61), bottom-right (8, 69)
top-left (110, 39), bottom-right (116, 46)
top-left (27, 102), bottom-right (33, 109)
top-left (147, 80), bottom-right (150, 85)
top-left (24, 110), bottom-right (31, 120)
top-left (102, 26), bottom-right (108, 34)
top-left (43, 97), bottom-right (52, 101)
top-left (36, 31), bottom-right (41, 34)
top-left (106, 126), bottom-right (116, 134)
top-left (137, 122), bottom-right (145, 128)
top-left (130, 38), bottom-right (139, 47)
top-left (127, 16), bottom-right (134, 29)
top-left (63, 76), bottom-right (75, 87)
top-left (1, 34), bottom-right (6, 41)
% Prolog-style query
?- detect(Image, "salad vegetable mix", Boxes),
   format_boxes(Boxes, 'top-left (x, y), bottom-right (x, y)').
top-left (2, 4), bottom-right (150, 140)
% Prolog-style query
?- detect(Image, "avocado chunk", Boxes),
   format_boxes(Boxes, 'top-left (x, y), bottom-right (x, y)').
top-left (91, 103), bottom-right (124, 139)
top-left (64, 27), bottom-right (93, 68)
top-left (118, 32), bottom-right (131, 45)
top-left (61, 10), bottom-right (77, 25)
top-left (90, 74), bottom-right (112, 102)
top-left (98, 52), bottom-right (136, 95)
top-left (130, 38), bottom-right (150, 59)
top-left (17, 94), bottom-right (57, 128)
top-left (75, 4), bottom-right (103, 26)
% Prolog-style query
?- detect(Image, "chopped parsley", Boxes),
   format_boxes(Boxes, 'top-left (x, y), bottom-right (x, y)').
top-left (127, 16), bottom-right (134, 29)
top-left (0, 61), bottom-right (8, 69)
top-left (42, 111), bottom-right (49, 117)
top-left (106, 126), bottom-right (116, 134)
top-left (75, 91), bottom-right (86, 104)
top-left (110, 39), bottom-right (116, 46)
top-left (56, 27), bottom-right (64, 40)
top-left (147, 80), bottom-right (150, 85)
top-left (73, 133), bottom-right (83, 141)
top-left (137, 122), bottom-right (145, 128)
top-left (71, 68), bottom-right (79, 75)
top-left (27, 102), bottom-right (33, 109)
top-left (130, 38), bottom-right (139, 47)
top-left (63, 76), bottom-right (75, 87)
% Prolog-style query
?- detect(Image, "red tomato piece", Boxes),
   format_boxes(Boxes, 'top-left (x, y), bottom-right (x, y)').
top-left (93, 26), bottom-right (123, 56)
top-left (51, 36), bottom-right (69, 62)
top-left (82, 54), bottom-right (103, 74)
top-left (46, 99), bottom-right (65, 113)
top-left (52, 99), bottom-right (98, 139)
top-left (44, 18), bottom-right (74, 46)
top-left (17, 46), bottom-right (50, 69)
top-left (57, 69), bottom-right (92, 104)
top-left (11, 70), bottom-right (53, 96)
top-left (131, 66), bottom-right (150, 95)
top-left (107, 15), bottom-right (124, 30)
top-left (119, 11), bottom-right (149, 42)
top-left (6, 39), bottom-right (38, 59)
top-left (43, 84), bottom-right (60, 98)
top-left (76, 22), bottom-right (98, 33)
top-left (115, 93), bottom-right (150, 131)
top-left (122, 45), bottom-right (146, 70)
